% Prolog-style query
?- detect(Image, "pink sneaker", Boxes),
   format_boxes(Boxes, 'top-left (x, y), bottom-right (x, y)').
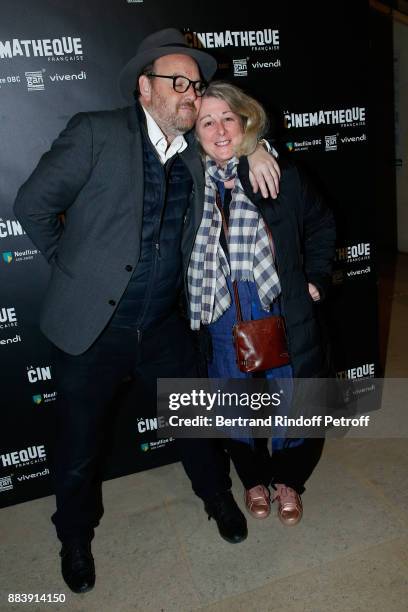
top-left (244, 485), bottom-right (271, 519)
top-left (272, 483), bottom-right (303, 525)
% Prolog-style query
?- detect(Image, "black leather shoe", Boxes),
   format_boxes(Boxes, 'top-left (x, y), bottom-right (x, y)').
top-left (204, 491), bottom-right (248, 543)
top-left (60, 539), bottom-right (95, 593)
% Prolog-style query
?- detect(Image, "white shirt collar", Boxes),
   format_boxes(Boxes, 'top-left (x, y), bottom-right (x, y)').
top-left (141, 105), bottom-right (187, 164)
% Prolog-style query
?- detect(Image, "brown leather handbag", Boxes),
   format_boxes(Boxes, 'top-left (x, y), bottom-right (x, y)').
top-left (232, 281), bottom-right (290, 373)
top-left (214, 191), bottom-right (290, 373)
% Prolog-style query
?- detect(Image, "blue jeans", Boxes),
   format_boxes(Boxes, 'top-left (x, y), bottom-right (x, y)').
top-left (206, 279), bottom-right (323, 494)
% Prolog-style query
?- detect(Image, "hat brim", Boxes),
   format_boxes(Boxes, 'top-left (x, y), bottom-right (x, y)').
top-left (119, 45), bottom-right (217, 102)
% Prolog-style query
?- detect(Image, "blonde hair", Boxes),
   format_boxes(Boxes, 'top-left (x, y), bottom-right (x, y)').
top-left (198, 81), bottom-right (269, 157)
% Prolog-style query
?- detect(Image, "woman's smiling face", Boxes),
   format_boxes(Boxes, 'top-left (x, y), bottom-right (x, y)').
top-left (196, 96), bottom-right (244, 166)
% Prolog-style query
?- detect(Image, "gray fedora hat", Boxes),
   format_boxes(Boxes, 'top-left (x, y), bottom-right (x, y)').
top-left (119, 28), bottom-right (217, 102)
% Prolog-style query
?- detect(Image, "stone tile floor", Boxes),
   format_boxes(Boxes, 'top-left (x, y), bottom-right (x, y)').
top-left (1, 255), bottom-right (407, 612)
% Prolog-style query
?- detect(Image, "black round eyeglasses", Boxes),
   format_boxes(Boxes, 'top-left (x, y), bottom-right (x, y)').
top-left (146, 73), bottom-right (207, 96)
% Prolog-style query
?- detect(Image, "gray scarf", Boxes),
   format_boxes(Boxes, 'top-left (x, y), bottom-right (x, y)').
top-left (187, 156), bottom-right (281, 330)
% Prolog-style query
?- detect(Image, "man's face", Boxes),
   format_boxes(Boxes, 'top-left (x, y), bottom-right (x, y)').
top-left (139, 54), bottom-right (202, 141)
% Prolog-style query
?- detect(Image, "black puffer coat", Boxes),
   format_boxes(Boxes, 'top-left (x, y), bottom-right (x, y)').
top-left (238, 157), bottom-right (336, 377)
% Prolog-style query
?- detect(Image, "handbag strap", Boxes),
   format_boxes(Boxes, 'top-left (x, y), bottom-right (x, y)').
top-left (232, 280), bottom-right (243, 323)
top-left (214, 190), bottom-right (276, 325)
top-left (215, 192), bottom-right (241, 323)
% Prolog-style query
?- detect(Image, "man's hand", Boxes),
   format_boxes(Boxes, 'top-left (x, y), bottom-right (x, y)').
top-left (308, 283), bottom-right (321, 302)
top-left (247, 145), bottom-right (281, 199)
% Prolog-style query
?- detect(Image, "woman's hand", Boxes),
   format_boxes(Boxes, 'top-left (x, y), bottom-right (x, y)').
top-left (247, 145), bottom-right (281, 199)
top-left (308, 283), bottom-right (321, 302)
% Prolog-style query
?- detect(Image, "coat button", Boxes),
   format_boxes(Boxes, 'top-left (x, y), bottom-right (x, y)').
top-left (125, 265), bottom-right (133, 272)
top-left (109, 299), bottom-right (116, 306)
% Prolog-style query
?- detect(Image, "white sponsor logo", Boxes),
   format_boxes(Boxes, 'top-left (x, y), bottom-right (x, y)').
top-left (148, 439), bottom-right (172, 450)
top-left (27, 366), bottom-right (52, 383)
top-left (346, 265), bottom-right (371, 277)
top-left (25, 70), bottom-right (45, 91)
top-left (0, 445), bottom-right (47, 468)
top-left (337, 363), bottom-right (375, 379)
top-left (17, 468), bottom-right (50, 482)
top-left (340, 133), bottom-right (367, 143)
top-left (336, 243), bottom-right (371, 262)
top-left (0, 307), bottom-right (18, 330)
top-left (185, 29), bottom-right (279, 50)
top-left (286, 139), bottom-right (322, 152)
top-left (0, 475), bottom-right (13, 492)
top-left (233, 58), bottom-right (248, 77)
top-left (0, 37), bottom-right (83, 60)
top-left (49, 70), bottom-right (87, 82)
top-left (0, 218), bottom-right (25, 239)
top-left (140, 438), bottom-right (173, 452)
top-left (32, 392), bottom-right (57, 405)
top-left (284, 107), bottom-right (366, 128)
top-left (252, 59), bottom-right (281, 69)
top-left (2, 249), bottom-right (39, 263)
top-left (325, 134), bottom-right (337, 151)
top-left (0, 333), bottom-right (22, 346)
top-left (137, 416), bottom-right (166, 433)
top-left (15, 249), bottom-right (38, 258)
top-left (0, 74), bottom-right (21, 88)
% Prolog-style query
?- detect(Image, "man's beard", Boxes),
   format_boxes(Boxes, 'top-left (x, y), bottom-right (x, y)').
top-left (149, 92), bottom-right (197, 138)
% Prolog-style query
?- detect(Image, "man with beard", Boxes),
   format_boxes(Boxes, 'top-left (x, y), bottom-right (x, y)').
top-left (14, 28), bottom-right (280, 594)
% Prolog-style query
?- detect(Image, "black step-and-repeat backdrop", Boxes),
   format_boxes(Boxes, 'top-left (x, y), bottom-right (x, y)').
top-left (0, 0), bottom-right (379, 507)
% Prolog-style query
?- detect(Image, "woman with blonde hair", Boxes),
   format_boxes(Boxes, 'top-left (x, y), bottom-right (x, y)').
top-left (188, 81), bottom-right (335, 542)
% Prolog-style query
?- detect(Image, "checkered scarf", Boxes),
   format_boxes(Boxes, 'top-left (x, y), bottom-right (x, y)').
top-left (187, 156), bottom-right (281, 330)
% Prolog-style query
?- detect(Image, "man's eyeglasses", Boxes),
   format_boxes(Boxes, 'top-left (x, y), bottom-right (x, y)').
top-left (146, 73), bottom-right (207, 96)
